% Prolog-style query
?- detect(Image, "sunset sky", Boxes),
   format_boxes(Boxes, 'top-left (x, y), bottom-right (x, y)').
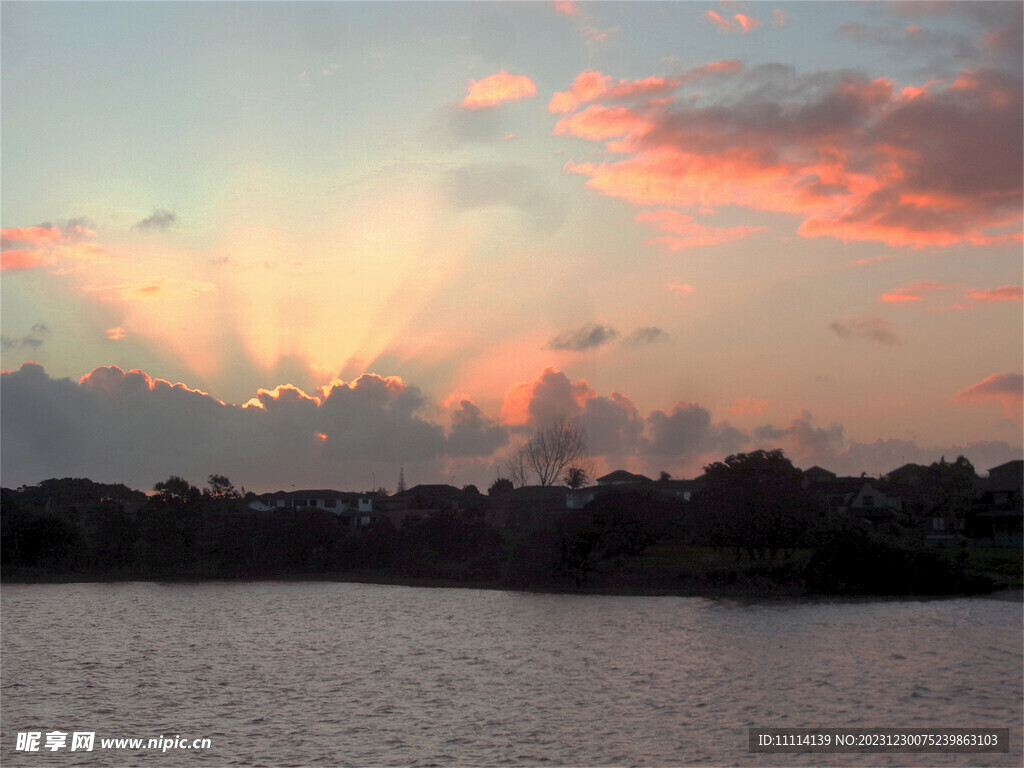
top-left (2, 1), bottom-right (1021, 493)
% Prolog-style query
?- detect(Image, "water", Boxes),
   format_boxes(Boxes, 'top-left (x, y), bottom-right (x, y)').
top-left (1, 582), bottom-right (1020, 767)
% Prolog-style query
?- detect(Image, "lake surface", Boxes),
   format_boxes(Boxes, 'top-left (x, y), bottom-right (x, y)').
top-left (1, 582), bottom-right (1020, 767)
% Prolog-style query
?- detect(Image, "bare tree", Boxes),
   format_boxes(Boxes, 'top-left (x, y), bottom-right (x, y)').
top-left (507, 418), bottom-right (589, 487)
top-left (505, 444), bottom-right (531, 488)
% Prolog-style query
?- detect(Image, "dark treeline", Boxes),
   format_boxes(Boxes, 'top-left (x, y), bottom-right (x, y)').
top-left (2, 452), bottom-right (1019, 596)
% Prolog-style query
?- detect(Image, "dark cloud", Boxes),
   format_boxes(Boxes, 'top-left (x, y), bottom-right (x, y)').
top-left (5, 363), bottom-right (1018, 493)
top-left (1, 323), bottom-right (50, 349)
top-left (643, 402), bottom-right (748, 460)
top-left (444, 164), bottom-right (567, 233)
top-left (0, 363), bottom-right (451, 490)
top-left (828, 316), bottom-right (901, 345)
top-left (447, 399), bottom-right (509, 457)
top-left (440, 103), bottom-right (505, 144)
top-left (548, 323), bottom-right (619, 351)
top-left (754, 411), bottom-right (845, 462)
top-left (622, 326), bottom-right (668, 346)
top-left (134, 209), bottom-right (177, 231)
top-left (577, 392), bottom-right (644, 457)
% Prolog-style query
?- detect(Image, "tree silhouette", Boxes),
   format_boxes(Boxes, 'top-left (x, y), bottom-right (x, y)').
top-left (699, 449), bottom-right (814, 560)
top-left (507, 418), bottom-right (588, 487)
top-left (206, 474), bottom-right (240, 499)
top-left (153, 476), bottom-right (201, 506)
top-left (488, 477), bottom-right (514, 496)
top-left (564, 466), bottom-right (588, 489)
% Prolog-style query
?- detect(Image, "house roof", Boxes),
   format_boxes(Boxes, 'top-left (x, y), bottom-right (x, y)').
top-left (988, 460), bottom-right (1023, 476)
top-left (258, 489), bottom-right (366, 500)
top-left (597, 470), bottom-right (653, 484)
top-left (803, 466), bottom-right (838, 482)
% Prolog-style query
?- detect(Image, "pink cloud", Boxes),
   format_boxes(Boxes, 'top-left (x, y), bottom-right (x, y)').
top-left (555, 64), bottom-right (1023, 248)
top-left (705, 10), bottom-right (761, 34)
top-left (734, 13), bottom-right (761, 33)
top-left (1, 226), bottom-right (65, 246)
top-left (955, 373), bottom-right (1023, 419)
top-left (966, 285), bottom-right (1023, 303)
top-left (552, 1), bottom-right (581, 16)
top-left (729, 397), bottom-right (770, 416)
top-left (0, 223), bottom-right (107, 272)
top-left (1, 249), bottom-right (50, 272)
top-left (462, 71), bottom-right (537, 109)
top-left (880, 280), bottom-right (950, 303)
top-left (105, 326), bottom-right (127, 341)
top-left (665, 283), bottom-right (695, 294)
top-left (554, 104), bottom-right (653, 140)
top-left (637, 209), bottom-right (765, 250)
top-left (705, 10), bottom-right (733, 32)
top-left (548, 70), bottom-right (680, 114)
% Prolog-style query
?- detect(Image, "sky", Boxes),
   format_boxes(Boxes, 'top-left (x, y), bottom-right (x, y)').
top-left (2, 0), bottom-right (1021, 494)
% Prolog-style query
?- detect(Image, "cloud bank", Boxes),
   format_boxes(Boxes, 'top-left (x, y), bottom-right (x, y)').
top-left (3, 362), bottom-right (1019, 493)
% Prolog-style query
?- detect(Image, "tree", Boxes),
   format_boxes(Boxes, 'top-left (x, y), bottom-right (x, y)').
top-left (698, 449), bottom-right (814, 560)
top-left (488, 478), bottom-right (514, 496)
top-left (153, 476), bottom-right (201, 506)
top-left (507, 418), bottom-right (588, 487)
top-left (564, 466), bottom-right (588, 489)
top-left (206, 474), bottom-right (240, 499)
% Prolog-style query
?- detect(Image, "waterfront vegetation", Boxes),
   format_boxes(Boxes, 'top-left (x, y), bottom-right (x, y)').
top-left (2, 453), bottom-right (1020, 597)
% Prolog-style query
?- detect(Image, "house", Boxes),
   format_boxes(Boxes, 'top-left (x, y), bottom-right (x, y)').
top-left (802, 466), bottom-right (837, 486)
top-left (485, 485), bottom-right (571, 529)
top-left (885, 463), bottom-right (930, 486)
top-left (596, 470), bottom-right (653, 486)
top-left (250, 490), bottom-right (377, 531)
top-left (968, 460), bottom-right (1023, 545)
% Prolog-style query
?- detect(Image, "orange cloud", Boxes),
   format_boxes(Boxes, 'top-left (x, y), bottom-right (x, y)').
top-left (1, 249), bottom-right (50, 271)
top-left (555, 64), bottom-right (1023, 248)
top-left (706, 10), bottom-right (761, 33)
top-left (552, 0), bottom-right (581, 16)
top-left (1, 223), bottom-right (107, 272)
top-left (955, 373), bottom-right (1023, 419)
top-left (548, 70), bottom-right (679, 114)
top-left (967, 285), bottom-right (1023, 303)
top-left (730, 397), bottom-right (770, 416)
top-left (637, 209), bottom-right (765, 250)
top-left (665, 283), bottom-right (695, 294)
top-left (105, 327), bottom-right (127, 341)
top-left (554, 104), bottom-right (652, 140)
top-left (879, 280), bottom-right (950, 303)
top-left (705, 10), bottom-right (732, 31)
top-left (734, 14), bottom-right (761, 33)
top-left (1, 226), bottom-right (65, 245)
top-left (462, 71), bottom-right (537, 109)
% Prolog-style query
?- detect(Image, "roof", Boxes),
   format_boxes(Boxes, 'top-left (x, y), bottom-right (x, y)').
top-left (988, 460), bottom-right (1023, 476)
top-left (597, 470), bottom-right (653, 484)
top-left (258, 489), bottom-right (366, 500)
top-left (803, 466), bottom-right (838, 482)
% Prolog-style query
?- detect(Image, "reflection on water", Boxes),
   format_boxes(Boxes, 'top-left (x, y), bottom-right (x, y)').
top-left (2, 582), bottom-right (1021, 766)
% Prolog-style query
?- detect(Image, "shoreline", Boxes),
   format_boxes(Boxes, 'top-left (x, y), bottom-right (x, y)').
top-left (3, 570), bottom-right (1019, 602)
